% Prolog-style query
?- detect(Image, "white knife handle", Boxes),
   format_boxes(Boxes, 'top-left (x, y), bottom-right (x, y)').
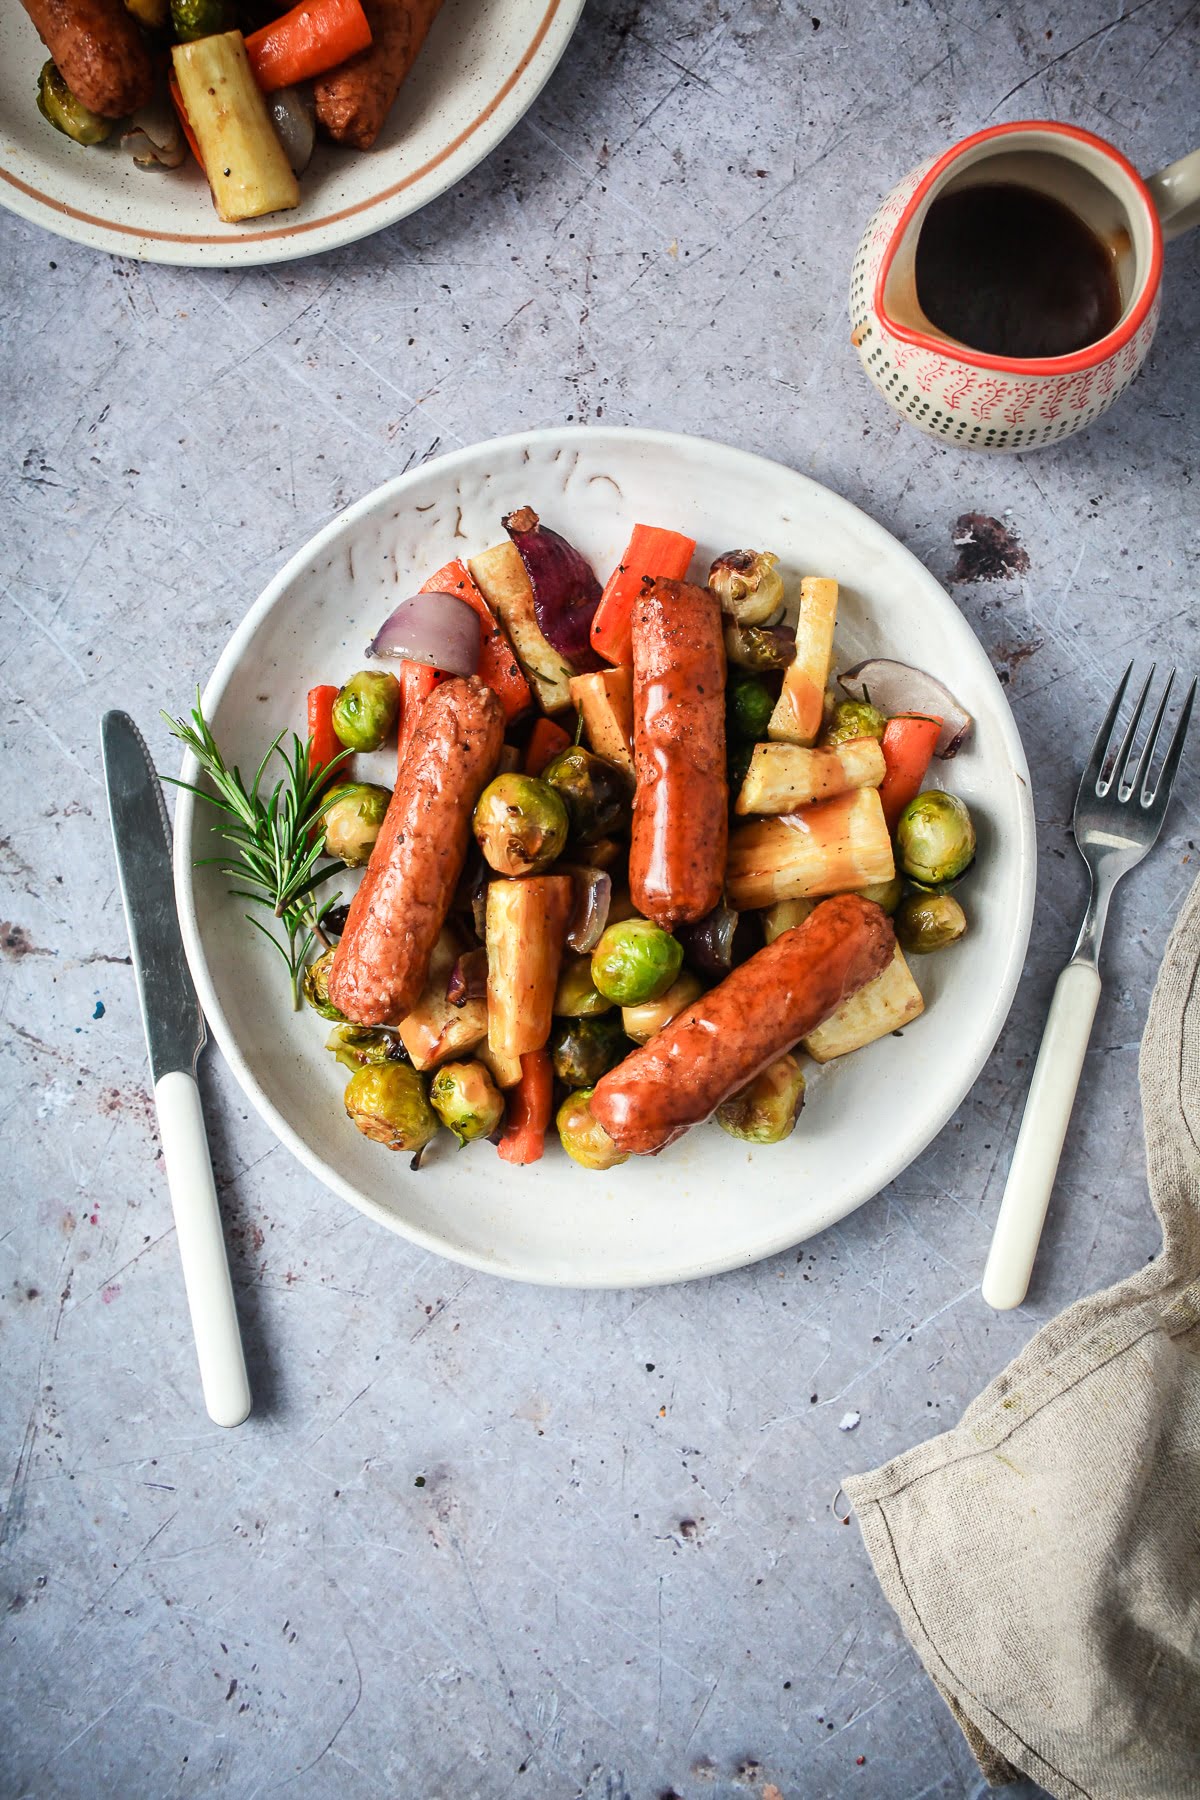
top-left (154, 1070), bottom-right (251, 1427)
top-left (982, 961), bottom-right (1102, 1312)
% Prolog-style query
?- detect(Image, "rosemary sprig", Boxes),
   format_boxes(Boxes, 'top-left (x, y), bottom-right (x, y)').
top-left (163, 694), bottom-right (353, 1011)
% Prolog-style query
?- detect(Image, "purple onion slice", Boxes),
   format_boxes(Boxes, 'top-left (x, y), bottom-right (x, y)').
top-left (838, 659), bottom-right (972, 758)
top-left (503, 506), bottom-right (605, 672)
top-left (560, 865), bottom-right (613, 954)
top-left (368, 593), bottom-right (481, 676)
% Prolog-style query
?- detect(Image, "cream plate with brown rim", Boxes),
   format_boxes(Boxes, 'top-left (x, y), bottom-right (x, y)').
top-left (0, 0), bottom-right (584, 266)
top-left (173, 426), bottom-right (1036, 1286)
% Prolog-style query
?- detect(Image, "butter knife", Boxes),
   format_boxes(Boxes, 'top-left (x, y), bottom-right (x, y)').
top-left (102, 710), bottom-right (251, 1428)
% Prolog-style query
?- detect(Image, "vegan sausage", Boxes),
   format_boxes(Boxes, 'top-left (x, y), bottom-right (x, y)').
top-left (629, 578), bottom-right (727, 929)
top-left (314, 0), bottom-right (444, 151)
top-left (328, 674), bottom-right (503, 1025)
top-left (22, 0), bottom-right (155, 118)
top-left (591, 895), bottom-right (895, 1155)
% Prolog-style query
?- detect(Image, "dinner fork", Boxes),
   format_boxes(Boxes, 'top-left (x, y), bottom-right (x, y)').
top-left (982, 664), bottom-right (1196, 1311)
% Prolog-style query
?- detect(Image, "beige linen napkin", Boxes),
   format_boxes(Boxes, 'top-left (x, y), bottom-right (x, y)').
top-left (844, 872), bottom-right (1200, 1800)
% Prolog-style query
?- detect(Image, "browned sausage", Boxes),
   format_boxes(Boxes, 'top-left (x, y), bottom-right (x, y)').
top-left (328, 675), bottom-right (503, 1025)
top-left (314, 0), bottom-right (445, 151)
top-left (629, 578), bottom-right (727, 929)
top-left (591, 895), bottom-right (895, 1155)
top-left (22, 0), bottom-right (155, 118)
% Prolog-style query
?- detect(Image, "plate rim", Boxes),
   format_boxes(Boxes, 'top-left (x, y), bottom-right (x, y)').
top-left (173, 424), bottom-right (1037, 1287)
top-left (0, 0), bottom-right (584, 268)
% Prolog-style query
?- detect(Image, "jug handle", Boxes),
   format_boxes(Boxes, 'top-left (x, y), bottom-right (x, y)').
top-left (1146, 147), bottom-right (1200, 242)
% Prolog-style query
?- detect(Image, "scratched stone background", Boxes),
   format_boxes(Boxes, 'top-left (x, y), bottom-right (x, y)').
top-left (1, 0), bottom-right (1198, 1796)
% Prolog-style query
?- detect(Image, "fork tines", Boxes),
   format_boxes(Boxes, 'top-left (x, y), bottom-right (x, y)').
top-left (1086, 663), bottom-right (1197, 814)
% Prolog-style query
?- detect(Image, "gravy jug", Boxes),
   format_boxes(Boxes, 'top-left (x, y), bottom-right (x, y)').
top-left (850, 121), bottom-right (1199, 451)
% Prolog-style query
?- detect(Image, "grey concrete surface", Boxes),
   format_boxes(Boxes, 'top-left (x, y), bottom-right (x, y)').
top-left (2, 1), bottom-right (1198, 1796)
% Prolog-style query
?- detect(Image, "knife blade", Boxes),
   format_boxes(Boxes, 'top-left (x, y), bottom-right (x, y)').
top-left (102, 711), bottom-right (251, 1429)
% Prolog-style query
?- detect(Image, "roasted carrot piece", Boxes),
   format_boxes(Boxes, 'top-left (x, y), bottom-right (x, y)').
top-left (496, 1049), bottom-right (553, 1165)
top-left (167, 69), bottom-right (203, 165)
top-left (523, 716), bottom-right (572, 776)
top-left (244, 0), bottom-right (372, 92)
top-left (590, 524), bottom-right (696, 666)
top-left (306, 685), bottom-right (341, 778)
top-left (420, 560), bottom-right (531, 724)
top-left (396, 660), bottom-right (442, 774)
top-left (878, 714), bottom-right (943, 832)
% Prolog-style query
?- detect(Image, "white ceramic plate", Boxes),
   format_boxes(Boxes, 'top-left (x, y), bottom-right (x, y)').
top-left (0, 0), bottom-right (582, 266)
top-left (174, 427), bottom-right (1036, 1286)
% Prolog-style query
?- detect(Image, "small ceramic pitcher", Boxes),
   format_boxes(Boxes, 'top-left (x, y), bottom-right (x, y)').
top-left (849, 121), bottom-right (1199, 451)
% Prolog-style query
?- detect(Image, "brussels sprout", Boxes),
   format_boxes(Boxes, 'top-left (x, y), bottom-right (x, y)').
top-left (556, 1088), bottom-right (629, 1171)
top-left (171, 0), bottom-right (234, 40)
top-left (551, 1013), bottom-right (628, 1087)
top-left (895, 892), bottom-right (967, 954)
top-left (553, 953), bottom-right (615, 1018)
top-left (621, 970), bottom-right (702, 1044)
top-left (709, 550), bottom-right (785, 626)
top-left (591, 919), bottom-right (682, 1007)
top-left (343, 1061), bottom-right (437, 1152)
top-left (896, 790), bottom-right (976, 888)
top-left (716, 1053), bottom-right (806, 1145)
top-left (726, 674), bottom-right (775, 743)
top-left (321, 782), bottom-right (390, 867)
top-left (473, 773), bottom-right (569, 877)
top-left (855, 876), bottom-right (905, 916)
top-left (429, 1059), bottom-right (504, 1146)
top-left (824, 698), bottom-right (887, 747)
top-left (303, 946), bottom-right (345, 1020)
top-left (37, 63), bottom-right (112, 145)
top-left (125, 0), bottom-right (169, 27)
top-left (723, 619), bottom-right (795, 673)
top-left (331, 670), bottom-right (400, 753)
top-left (326, 1024), bottom-right (400, 1072)
top-left (542, 746), bottom-right (630, 843)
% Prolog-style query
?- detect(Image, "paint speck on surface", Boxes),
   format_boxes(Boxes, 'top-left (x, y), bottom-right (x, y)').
top-left (101, 1284), bottom-right (121, 1304)
top-left (839, 1410), bottom-right (861, 1431)
top-left (92, 1000), bottom-right (105, 1019)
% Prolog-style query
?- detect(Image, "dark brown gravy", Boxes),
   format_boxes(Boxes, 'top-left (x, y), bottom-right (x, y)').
top-left (914, 183), bottom-right (1122, 360)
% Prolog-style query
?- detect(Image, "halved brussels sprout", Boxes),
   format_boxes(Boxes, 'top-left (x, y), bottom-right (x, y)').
top-left (37, 63), bottom-right (112, 145)
top-left (551, 1013), bottom-right (628, 1087)
top-left (429, 1060), bottom-right (504, 1146)
top-left (896, 790), bottom-right (976, 888)
top-left (303, 947), bottom-right (345, 1020)
top-left (170, 0), bottom-right (234, 42)
top-left (542, 746), bottom-right (630, 843)
top-left (824, 698), bottom-right (887, 747)
top-left (326, 1025), bottom-right (401, 1072)
top-left (343, 1062), bottom-right (437, 1152)
top-left (726, 673), bottom-right (775, 743)
top-left (332, 670), bottom-right (401, 753)
top-left (716, 1053), bottom-right (806, 1145)
top-left (591, 919), bottom-right (682, 1007)
top-left (709, 550), bottom-right (785, 626)
top-left (556, 1087), bottom-right (629, 1171)
top-left (854, 876), bottom-right (905, 916)
top-left (473, 773), bottom-right (569, 877)
top-left (895, 892), bottom-right (967, 954)
top-left (554, 953), bottom-right (616, 1018)
top-left (321, 782), bottom-right (390, 867)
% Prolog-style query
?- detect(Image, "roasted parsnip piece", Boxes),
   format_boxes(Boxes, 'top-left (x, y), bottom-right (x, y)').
top-left (768, 577), bottom-right (838, 745)
top-left (397, 929), bottom-right (487, 1071)
top-left (486, 876), bottom-right (573, 1062)
top-left (803, 946), bottom-right (924, 1062)
top-left (476, 1038), bottom-right (524, 1091)
top-left (172, 33), bottom-right (299, 224)
top-left (569, 667), bottom-right (635, 777)
top-left (469, 542), bottom-right (574, 713)
top-left (726, 788), bottom-right (895, 909)
top-left (736, 735), bottom-right (885, 814)
top-left (760, 897), bottom-right (815, 943)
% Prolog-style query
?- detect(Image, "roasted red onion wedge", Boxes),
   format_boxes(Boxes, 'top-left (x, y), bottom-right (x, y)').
top-left (447, 947), bottom-right (488, 1008)
top-left (368, 593), bottom-right (481, 675)
top-left (502, 506), bottom-right (605, 671)
top-left (560, 865), bottom-right (613, 954)
top-left (676, 902), bottom-right (756, 981)
top-left (838, 659), bottom-right (972, 757)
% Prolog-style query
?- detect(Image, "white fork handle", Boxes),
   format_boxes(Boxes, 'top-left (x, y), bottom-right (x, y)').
top-left (981, 961), bottom-right (1102, 1311)
top-left (154, 1070), bottom-right (251, 1427)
